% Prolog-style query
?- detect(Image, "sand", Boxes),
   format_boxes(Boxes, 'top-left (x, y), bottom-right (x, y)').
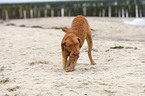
top-left (0, 17), bottom-right (145, 96)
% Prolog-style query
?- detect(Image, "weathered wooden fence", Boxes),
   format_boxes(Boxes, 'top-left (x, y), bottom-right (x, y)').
top-left (0, 4), bottom-right (145, 20)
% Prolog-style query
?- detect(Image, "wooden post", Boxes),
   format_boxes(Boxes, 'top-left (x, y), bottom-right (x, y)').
top-left (109, 6), bottom-right (111, 17)
top-left (44, 9), bottom-right (47, 17)
top-left (118, 9), bottom-right (121, 17)
top-left (99, 11), bottom-right (101, 17)
top-left (122, 7), bottom-right (124, 18)
top-left (5, 9), bottom-right (8, 20)
top-left (140, 9), bottom-right (142, 17)
top-left (13, 8), bottom-right (15, 19)
top-left (51, 9), bottom-right (54, 17)
top-left (102, 8), bottom-right (105, 17)
top-left (30, 9), bottom-right (33, 18)
top-left (2, 9), bottom-right (4, 20)
top-left (38, 9), bottom-right (40, 17)
top-left (27, 7), bottom-right (30, 18)
top-left (61, 8), bottom-right (64, 17)
top-left (68, 9), bottom-right (71, 16)
top-left (93, 7), bottom-right (96, 16)
top-left (83, 7), bottom-right (86, 16)
top-left (115, 7), bottom-right (117, 17)
top-left (0, 9), bottom-right (1, 19)
top-left (136, 4), bottom-right (138, 18)
top-left (126, 9), bottom-right (129, 18)
top-left (34, 9), bottom-right (37, 17)
top-left (143, 4), bottom-right (145, 17)
top-left (19, 8), bottom-right (23, 18)
top-left (57, 10), bottom-right (60, 16)
top-left (23, 9), bottom-right (26, 19)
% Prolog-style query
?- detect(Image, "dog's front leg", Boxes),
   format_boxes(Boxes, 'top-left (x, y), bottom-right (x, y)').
top-left (63, 56), bottom-right (68, 71)
top-left (62, 50), bottom-right (69, 71)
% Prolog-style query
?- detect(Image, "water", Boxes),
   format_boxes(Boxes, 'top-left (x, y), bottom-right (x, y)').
top-left (124, 18), bottom-right (145, 26)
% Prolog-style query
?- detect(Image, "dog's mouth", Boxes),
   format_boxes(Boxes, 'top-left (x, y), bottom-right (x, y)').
top-left (75, 55), bottom-right (79, 58)
top-left (73, 52), bottom-right (79, 58)
top-left (70, 51), bottom-right (80, 58)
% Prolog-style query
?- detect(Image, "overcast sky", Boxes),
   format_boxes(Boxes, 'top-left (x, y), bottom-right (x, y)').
top-left (0, 0), bottom-right (80, 4)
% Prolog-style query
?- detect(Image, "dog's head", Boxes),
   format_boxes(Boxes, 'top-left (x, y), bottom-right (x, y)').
top-left (61, 28), bottom-right (81, 58)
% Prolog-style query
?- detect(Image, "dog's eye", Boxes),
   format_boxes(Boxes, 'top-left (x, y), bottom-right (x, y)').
top-left (64, 43), bottom-right (67, 47)
top-left (76, 43), bottom-right (78, 45)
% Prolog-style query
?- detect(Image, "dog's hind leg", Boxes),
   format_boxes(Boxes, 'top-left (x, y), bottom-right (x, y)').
top-left (86, 26), bottom-right (96, 65)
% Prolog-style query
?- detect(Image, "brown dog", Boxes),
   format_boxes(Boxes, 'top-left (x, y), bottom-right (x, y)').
top-left (61, 15), bottom-right (96, 72)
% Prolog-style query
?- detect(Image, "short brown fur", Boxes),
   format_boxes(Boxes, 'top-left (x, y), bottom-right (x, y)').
top-left (61, 15), bottom-right (96, 72)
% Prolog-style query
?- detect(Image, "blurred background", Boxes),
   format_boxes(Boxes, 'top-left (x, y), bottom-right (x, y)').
top-left (0, 0), bottom-right (145, 20)
top-left (0, 1), bottom-right (145, 96)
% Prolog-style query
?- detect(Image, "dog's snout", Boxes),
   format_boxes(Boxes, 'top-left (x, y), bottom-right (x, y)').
top-left (74, 52), bottom-right (80, 56)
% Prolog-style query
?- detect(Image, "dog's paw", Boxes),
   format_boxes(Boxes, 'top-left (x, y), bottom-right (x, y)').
top-left (91, 61), bottom-right (96, 65)
top-left (66, 67), bottom-right (73, 72)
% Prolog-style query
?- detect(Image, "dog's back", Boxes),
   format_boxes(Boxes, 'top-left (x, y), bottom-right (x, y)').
top-left (71, 15), bottom-right (89, 47)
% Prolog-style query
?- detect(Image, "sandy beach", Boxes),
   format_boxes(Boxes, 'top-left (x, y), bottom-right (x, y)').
top-left (0, 17), bottom-right (145, 96)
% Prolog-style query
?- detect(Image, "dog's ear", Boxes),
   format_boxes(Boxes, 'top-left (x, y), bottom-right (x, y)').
top-left (77, 37), bottom-right (81, 48)
top-left (62, 28), bottom-right (70, 33)
top-left (61, 42), bottom-right (66, 51)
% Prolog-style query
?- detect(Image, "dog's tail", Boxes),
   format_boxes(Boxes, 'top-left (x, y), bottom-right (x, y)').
top-left (62, 28), bottom-right (70, 33)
